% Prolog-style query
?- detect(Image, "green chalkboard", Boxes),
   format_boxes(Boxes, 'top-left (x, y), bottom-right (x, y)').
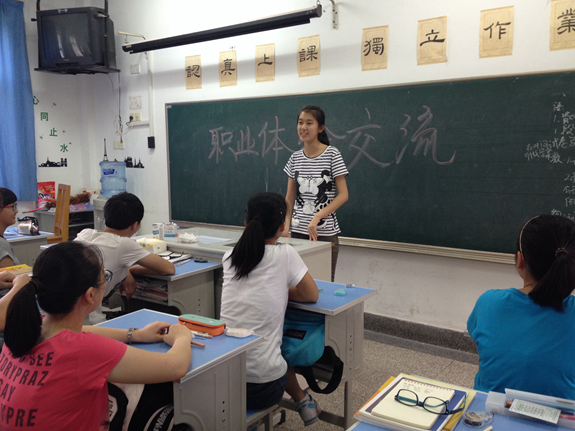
top-left (167, 72), bottom-right (575, 254)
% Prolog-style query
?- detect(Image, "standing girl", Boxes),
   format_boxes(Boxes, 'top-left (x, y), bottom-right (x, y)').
top-left (220, 192), bottom-right (322, 426)
top-left (468, 214), bottom-right (575, 398)
top-left (284, 105), bottom-right (349, 282)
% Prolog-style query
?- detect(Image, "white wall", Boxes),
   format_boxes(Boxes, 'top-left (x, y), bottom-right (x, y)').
top-left (23, 0), bottom-right (573, 331)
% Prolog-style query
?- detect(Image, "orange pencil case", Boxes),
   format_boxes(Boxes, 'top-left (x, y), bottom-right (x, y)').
top-left (178, 314), bottom-right (225, 336)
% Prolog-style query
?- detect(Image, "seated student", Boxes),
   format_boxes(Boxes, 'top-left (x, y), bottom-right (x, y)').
top-left (220, 192), bottom-right (321, 426)
top-left (468, 214), bottom-right (575, 399)
top-left (1, 241), bottom-right (192, 430)
top-left (0, 188), bottom-right (20, 268)
top-left (75, 192), bottom-right (175, 322)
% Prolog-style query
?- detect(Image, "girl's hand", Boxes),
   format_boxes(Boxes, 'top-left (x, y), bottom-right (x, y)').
top-left (163, 323), bottom-right (192, 346)
top-left (281, 223), bottom-right (290, 237)
top-left (132, 321), bottom-right (171, 343)
top-left (0, 271), bottom-right (15, 289)
top-left (307, 217), bottom-right (320, 241)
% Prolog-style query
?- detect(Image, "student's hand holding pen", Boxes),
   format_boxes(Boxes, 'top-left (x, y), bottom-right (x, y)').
top-left (0, 271), bottom-right (15, 289)
top-left (162, 323), bottom-right (192, 346)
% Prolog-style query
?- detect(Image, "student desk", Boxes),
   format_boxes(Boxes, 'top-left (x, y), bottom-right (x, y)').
top-left (346, 391), bottom-right (573, 430)
top-left (4, 227), bottom-right (53, 266)
top-left (142, 227), bottom-right (332, 281)
top-left (282, 280), bottom-right (377, 429)
top-left (98, 309), bottom-right (263, 431)
top-left (132, 259), bottom-right (222, 317)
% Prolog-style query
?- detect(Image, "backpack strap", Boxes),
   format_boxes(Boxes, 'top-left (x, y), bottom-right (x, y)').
top-left (299, 347), bottom-right (343, 395)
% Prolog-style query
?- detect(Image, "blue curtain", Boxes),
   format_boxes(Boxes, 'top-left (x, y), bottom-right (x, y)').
top-left (0, 0), bottom-right (37, 201)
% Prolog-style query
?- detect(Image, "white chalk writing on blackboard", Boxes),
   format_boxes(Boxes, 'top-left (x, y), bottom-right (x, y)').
top-left (207, 106), bottom-right (456, 169)
top-left (538, 101), bottom-right (575, 221)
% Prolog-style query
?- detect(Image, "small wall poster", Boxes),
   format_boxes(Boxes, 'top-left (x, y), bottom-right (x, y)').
top-left (185, 55), bottom-right (202, 89)
top-left (362, 25), bottom-right (388, 71)
top-left (219, 50), bottom-right (237, 87)
top-left (255, 43), bottom-right (275, 82)
top-left (417, 16), bottom-right (447, 65)
top-left (480, 6), bottom-right (514, 58)
top-left (298, 35), bottom-right (320, 77)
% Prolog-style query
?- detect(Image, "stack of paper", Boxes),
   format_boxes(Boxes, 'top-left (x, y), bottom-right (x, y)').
top-left (355, 374), bottom-right (476, 431)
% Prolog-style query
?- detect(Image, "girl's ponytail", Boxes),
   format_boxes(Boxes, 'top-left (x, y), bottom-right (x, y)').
top-left (519, 215), bottom-right (575, 311)
top-left (4, 281), bottom-right (42, 358)
top-left (228, 192), bottom-right (287, 279)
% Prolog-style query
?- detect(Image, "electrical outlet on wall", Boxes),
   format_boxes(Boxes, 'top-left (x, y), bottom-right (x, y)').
top-left (130, 113), bottom-right (141, 122)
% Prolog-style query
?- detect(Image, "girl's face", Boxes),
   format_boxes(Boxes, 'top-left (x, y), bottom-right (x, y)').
top-left (298, 111), bottom-right (324, 144)
top-left (0, 202), bottom-right (17, 228)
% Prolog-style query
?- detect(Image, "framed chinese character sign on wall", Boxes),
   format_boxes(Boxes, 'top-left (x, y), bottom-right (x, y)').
top-left (298, 35), bottom-right (320, 77)
top-left (219, 50), bottom-right (237, 87)
top-left (550, 0), bottom-right (575, 50)
top-left (185, 55), bottom-right (202, 89)
top-left (480, 6), bottom-right (514, 58)
top-left (417, 16), bottom-right (447, 65)
top-left (362, 26), bottom-right (388, 71)
top-left (256, 44), bottom-right (275, 82)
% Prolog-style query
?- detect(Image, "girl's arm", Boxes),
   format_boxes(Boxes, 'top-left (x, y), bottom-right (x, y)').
top-left (0, 274), bottom-right (29, 331)
top-left (107, 323), bottom-right (192, 383)
top-left (289, 272), bottom-right (319, 303)
top-left (283, 177), bottom-right (297, 237)
top-left (308, 175), bottom-right (349, 241)
top-left (83, 321), bottom-right (169, 344)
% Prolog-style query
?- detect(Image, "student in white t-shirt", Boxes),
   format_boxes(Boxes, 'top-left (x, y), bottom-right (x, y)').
top-left (220, 192), bottom-right (322, 426)
top-left (75, 192), bottom-right (175, 322)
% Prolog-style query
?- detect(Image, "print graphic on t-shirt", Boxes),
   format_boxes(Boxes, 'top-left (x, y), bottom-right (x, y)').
top-left (295, 169), bottom-right (333, 218)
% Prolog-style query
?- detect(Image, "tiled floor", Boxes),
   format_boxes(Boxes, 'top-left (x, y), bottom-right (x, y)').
top-left (274, 331), bottom-right (479, 431)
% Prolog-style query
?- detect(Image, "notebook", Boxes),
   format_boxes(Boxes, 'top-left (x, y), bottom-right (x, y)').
top-left (356, 375), bottom-right (473, 431)
top-left (370, 378), bottom-right (455, 429)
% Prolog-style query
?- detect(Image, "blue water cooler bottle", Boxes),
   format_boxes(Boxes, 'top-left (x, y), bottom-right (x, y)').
top-left (99, 160), bottom-right (127, 198)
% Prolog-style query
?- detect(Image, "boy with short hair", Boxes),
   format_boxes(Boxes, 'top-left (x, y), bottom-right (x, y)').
top-left (75, 192), bottom-right (174, 322)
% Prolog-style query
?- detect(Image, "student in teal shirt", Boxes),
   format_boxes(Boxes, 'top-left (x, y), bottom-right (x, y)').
top-left (468, 215), bottom-right (575, 399)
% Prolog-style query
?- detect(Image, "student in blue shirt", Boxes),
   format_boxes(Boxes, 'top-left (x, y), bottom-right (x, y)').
top-left (468, 214), bottom-right (575, 399)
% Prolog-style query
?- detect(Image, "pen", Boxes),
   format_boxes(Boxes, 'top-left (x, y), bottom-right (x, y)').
top-left (176, 259), bottom-right (192, 266)
top-left (191, 339), bottom-right (206, 348)
top-left (483, 426), bottom-right (493, 431)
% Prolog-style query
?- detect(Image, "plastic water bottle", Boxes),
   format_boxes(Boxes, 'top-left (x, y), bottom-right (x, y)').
top-left (100, 161), bottom-right (127, 198)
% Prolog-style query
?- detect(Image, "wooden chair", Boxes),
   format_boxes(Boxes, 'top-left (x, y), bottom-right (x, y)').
top-left (46, 183), bottom-right (71, 244)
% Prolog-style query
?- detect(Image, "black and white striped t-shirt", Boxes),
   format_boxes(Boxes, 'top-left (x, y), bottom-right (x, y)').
top-left (284, 146), bottom-right (349, 236)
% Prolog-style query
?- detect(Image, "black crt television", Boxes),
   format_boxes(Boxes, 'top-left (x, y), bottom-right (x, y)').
top-left (35, 7), bottom-right (118, 74)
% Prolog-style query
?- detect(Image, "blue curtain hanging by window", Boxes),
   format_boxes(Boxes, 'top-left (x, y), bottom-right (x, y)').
top-left (0, 0), bottom-right (37, 201)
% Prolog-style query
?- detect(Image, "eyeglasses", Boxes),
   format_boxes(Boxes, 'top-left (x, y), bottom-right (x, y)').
top-left (99, 269), bottom-right (113, 285)
top-left (3, 203), bottom-right (17, 212)
top-left (394, 389), bottom-right (467, 416)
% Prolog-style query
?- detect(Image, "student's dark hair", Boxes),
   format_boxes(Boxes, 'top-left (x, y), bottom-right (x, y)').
top-left (0, 188), bottom-right (17, 208)
top-left (104, 192), bottom-right (145, 230)
top-left (228, 192), bottom-right (287, 279)
top-left (4, 242), bottom-right (102, 357)
top-left (298, 105), bottom-right (330, 146)
top-left (516, 214), bottom-right (575, 312)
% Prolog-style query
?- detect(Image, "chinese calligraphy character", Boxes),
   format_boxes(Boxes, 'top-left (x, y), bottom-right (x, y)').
top-left (40, 112), bottom-right (48, 121)
top-left (227, 127), bottom-right (259, 162)
top-left (186, 65), bottom-right (200, 78)
top-left (420, 30), bottom-right (445, 46)
top-left (483, 21), bottom-right (511, 39)
top-left (33, 96), bottom-right (39, 105)
top-left (258, 54), bottom-right (273, 66)
top-left (396, 106), bottom-right (455, 165)
top-left (60, 144), bottom-right (68, 152)
top-left (300, 45), bottom-right (318, 62)
top-left (363, 37), bottom-right (385, 56)
top-left (259, 117), bottom-right (297, 165)
top-left (221, 59), bottom-right (235, 75)
top-left (49, 128), bottom-right (57, 137)
top-left (557, 8), bottom-right (575, 34)
top-left (208, 127), bottom-right (233, 164)
top-left (347, 123), bottom-right (390, 170)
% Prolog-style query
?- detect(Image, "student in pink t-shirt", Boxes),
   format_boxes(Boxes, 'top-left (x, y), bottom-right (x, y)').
top-left (0, 241), bottom-right (192, 431)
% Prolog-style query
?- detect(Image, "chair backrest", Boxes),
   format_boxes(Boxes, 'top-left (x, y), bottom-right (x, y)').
top-left (47, 184), bottom-right (71, 244)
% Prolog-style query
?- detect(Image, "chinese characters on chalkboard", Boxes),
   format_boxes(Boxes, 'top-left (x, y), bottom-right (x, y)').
top-left (207, 106), bottom-right (455, 170)
top-left (525, 101), bottom-right (575, 220)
